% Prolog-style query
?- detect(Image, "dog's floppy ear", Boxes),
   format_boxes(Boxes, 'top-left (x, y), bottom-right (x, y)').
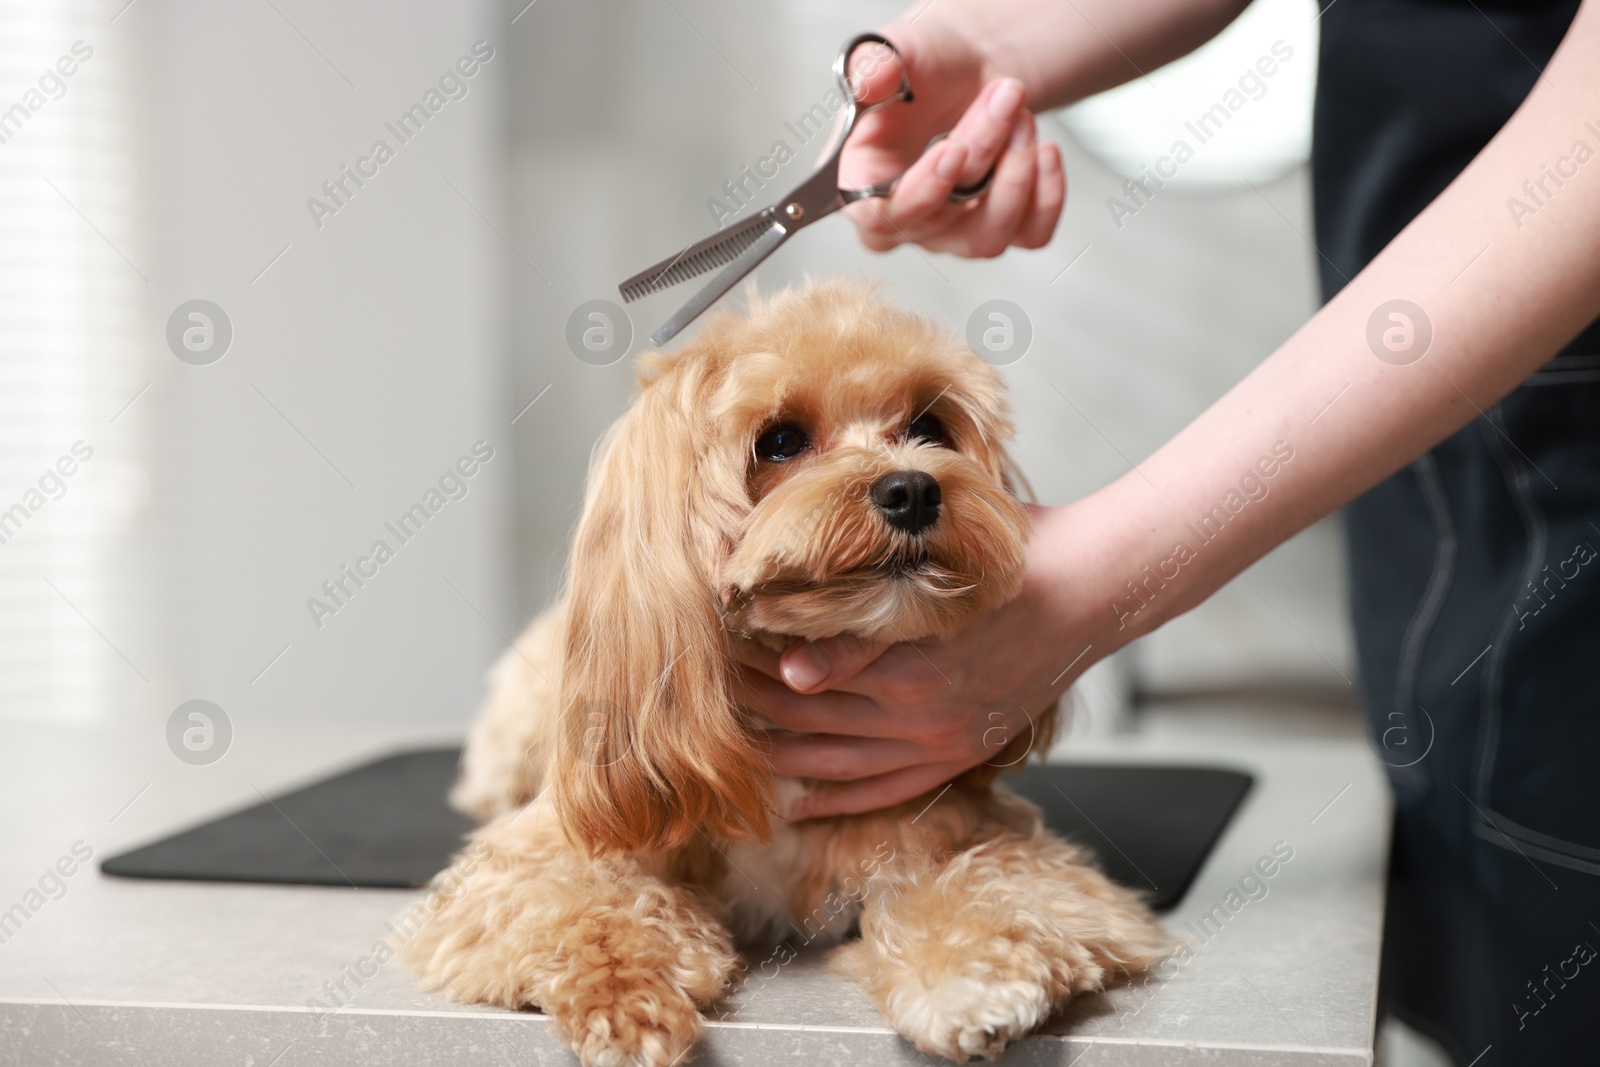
top-left (551, 359), bottom-right (771, 854)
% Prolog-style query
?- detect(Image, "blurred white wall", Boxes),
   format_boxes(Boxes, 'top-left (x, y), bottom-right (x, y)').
top-left (75, 0), bottom-right (513, 740)
top-left (152, 0), bottom-right (514, 735)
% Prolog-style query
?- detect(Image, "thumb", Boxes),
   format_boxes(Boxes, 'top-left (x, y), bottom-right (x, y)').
top-left (846, 37), bottom-right (909, 108)
top-left (779, 634), bottom-right (892, 693)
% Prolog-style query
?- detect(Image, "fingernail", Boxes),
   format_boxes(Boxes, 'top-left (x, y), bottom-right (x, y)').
top-left (782, 645), bottom-right (830, 691)
top-left (988, 78), bottom-right (1024, 121)
top-left (937, 141), bottom-right (967, 180)
top-left (1010, 116), bottom-right (1033, 148)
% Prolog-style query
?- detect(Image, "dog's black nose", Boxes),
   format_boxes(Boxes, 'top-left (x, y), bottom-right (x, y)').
top-left (870, 470), bottom-right (941, 535)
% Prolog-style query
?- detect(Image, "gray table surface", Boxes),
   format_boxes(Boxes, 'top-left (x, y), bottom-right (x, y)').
top-left (0, 720), bottom-right (1390, 1066)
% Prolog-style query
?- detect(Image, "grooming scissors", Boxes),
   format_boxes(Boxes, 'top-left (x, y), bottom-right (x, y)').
top-left (618, 32), bottom-right (994, 346)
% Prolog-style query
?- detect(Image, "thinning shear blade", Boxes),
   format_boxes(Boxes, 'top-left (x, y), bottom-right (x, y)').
top-left (617, 209), bottom-right (779, 305)
top-left (637, 217), bottom-right (790, 348)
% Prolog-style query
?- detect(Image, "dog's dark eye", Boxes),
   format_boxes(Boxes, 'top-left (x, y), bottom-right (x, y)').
top-left (907, 412), bottom-right (945, 446)
top-left (756, 422), bottom-right (810, 461)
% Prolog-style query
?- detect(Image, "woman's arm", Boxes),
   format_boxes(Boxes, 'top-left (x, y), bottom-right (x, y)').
top-left (904, 0), bottom-right (1254, 110)
top-left (741, 0), bottom-right (1600, 818)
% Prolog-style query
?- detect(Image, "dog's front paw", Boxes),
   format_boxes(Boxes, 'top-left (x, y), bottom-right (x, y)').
top-left (884, 973), bottom-right (1050, 1062)
top-left (556, 978), bottom-right (704, 1067)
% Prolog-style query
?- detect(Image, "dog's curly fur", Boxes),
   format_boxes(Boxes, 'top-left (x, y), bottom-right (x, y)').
top-left (402, 281), bottom-right (1172, 1065)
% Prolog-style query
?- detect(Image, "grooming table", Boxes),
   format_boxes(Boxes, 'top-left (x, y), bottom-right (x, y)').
top-left (0, 720), bottom-right (1389, 1065)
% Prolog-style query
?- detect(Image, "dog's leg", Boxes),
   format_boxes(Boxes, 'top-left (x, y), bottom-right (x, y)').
top-left (831, 834), bottom-right (1172, 1062)
top-left (401, 808), bottom-right (738, 1067)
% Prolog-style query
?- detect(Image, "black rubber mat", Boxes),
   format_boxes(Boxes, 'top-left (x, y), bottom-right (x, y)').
top-left (101, 748), bottom-right (1251, 910)
top-left (1006, 762), bottom-right (1253, 910)
top-left (102, 749), bottom-right (477, 889)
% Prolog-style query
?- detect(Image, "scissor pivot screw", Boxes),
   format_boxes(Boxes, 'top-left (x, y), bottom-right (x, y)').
top-left (785, 203), bottom-right (804, 221)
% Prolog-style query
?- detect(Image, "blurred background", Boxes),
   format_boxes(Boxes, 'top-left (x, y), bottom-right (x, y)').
top-left (0, 0), bottom-right (1355, 744)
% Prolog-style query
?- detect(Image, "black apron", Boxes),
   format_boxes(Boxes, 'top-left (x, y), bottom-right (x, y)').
top-left (1315, 1), bottom-right (1600, 1062)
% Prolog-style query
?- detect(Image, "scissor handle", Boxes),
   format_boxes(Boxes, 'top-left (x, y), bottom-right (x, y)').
top-left (834, 32), bottom-right (914, 112)
top-left (780, 34), bottom-right (911, 226)
top-left (826, 33), bottom-right (992, 208)
top-left (813, 33), bottom-right (913, 197)
top-left (769, 33), bottom-right (991, 234)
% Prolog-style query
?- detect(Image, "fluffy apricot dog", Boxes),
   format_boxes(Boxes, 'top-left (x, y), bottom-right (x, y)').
top-left (402, 281), bottom-right (1171, 1065)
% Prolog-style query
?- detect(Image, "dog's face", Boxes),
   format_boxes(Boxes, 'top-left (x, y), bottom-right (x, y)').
top-left (553, 281), bottom-right (1030, 852)
top-left (711, 289), bottom-right (1030, 642)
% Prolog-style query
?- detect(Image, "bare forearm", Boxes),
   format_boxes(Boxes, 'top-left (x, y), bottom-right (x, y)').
top-left (1090, 0), bottom-right (1600, 644)
top-left (901, 0), bottom-right (1252, 109)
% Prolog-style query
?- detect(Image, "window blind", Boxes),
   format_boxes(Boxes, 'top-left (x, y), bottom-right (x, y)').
top-left (0, 0), bottom-right (147, 722)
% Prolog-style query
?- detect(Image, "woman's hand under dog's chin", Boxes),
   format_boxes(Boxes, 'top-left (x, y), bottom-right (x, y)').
top-left (732, 498), bottom-right (1174, 819)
